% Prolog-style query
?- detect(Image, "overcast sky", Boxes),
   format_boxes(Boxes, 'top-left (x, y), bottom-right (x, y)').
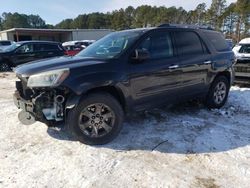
top-left (1, 0), bottom-right (237, 25)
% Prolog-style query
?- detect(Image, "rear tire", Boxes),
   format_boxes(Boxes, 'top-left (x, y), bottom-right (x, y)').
top-left (67, 92), bottom-right (124, 145)
top-left (205, 76), bottom-right (230, 109)
top-left (0, 62), bottom-right (11, 72)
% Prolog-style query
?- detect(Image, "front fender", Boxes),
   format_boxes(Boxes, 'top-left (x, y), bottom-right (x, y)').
top-left (65, 93), bottom-right (82, 110)
top-left (63, 70), bottom-right (127, 95)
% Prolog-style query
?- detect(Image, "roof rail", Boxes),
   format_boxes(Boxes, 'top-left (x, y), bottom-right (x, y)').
top-left (157, 23), bottom-right (214, 30)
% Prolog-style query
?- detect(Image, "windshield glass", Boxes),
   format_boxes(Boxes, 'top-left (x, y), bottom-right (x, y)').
top-left (239, 44), bottom-right (250, 54)
top-left (3, 43), bottom-right (21, 52)
top-left (77, 31), bottom-right (141, 59)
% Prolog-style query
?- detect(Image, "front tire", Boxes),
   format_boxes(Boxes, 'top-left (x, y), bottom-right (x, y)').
top-left (67, 92), bottom-right (124, 145)
top-left (205, 76), bottom-right (230, 109)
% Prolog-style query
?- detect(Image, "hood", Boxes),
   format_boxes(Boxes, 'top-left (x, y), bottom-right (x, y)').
top-left (0, 50), bottom-right (10, 55)
top-left (0, 48), bottom-right (6, 52)
top-left (15, 56), bottom-right (107, 76)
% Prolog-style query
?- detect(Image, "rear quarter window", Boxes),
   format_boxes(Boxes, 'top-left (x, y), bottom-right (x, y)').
top-left (204, 31), bottom-right (229, 52)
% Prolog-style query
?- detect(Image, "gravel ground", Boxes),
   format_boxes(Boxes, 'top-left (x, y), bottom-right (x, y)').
top-left (0, 72), bottom-right (249, 188)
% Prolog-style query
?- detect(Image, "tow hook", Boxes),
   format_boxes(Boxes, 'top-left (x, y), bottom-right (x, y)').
top-left (18, 110), bottom-right (36, 125)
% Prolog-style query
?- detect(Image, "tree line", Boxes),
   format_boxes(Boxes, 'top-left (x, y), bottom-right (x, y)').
top-left (0, 0), bottom-right (249, 42)
top-left (0, 12), bottom-right (54, 30)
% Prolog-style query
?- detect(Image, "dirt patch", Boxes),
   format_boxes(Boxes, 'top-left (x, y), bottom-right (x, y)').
top-left (194, 177), bottom-right (220, 188)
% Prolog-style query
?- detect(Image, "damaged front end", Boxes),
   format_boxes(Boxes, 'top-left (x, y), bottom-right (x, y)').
top-left (13, 68), bottom-right (70, 125)
top-left (14, 82), bottom-right (67, 125)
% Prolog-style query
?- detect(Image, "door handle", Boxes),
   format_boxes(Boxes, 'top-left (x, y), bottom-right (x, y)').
top-left (169, 65), bottom-right (179, 69)
top-left (204, 60), bottom-right (212, 65)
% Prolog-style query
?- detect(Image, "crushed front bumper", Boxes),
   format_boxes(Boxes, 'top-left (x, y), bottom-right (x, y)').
top-left (14, 88), bottom-right (66, 124)
top-left (13, 91), bottom-right (34, 114)
top-left (14, 76), bottom-right (68, 125)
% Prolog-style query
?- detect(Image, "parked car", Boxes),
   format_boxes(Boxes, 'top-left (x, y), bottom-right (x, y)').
top-left (62, 40), bottom-right (95, 56)
top-left (0, 40), bottom-right (14, 51)
top-left (0, 41), bottom-right (65, 71)
top-left (63, 41), bottom-right (85, 56)
top-left (13, 24), bottom-right (234, 145)
top-left (63, 44), bottom-right (84, 56)
top-left (62, 41), bottom-right (79, 47)
top-left (78, 40), bottom-right (95, 48)
top-left (233, 38), bottom-right (250, 84)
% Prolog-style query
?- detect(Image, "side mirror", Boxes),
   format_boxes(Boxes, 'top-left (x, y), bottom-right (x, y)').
top-left (132, 49), bottom-right (150, 61)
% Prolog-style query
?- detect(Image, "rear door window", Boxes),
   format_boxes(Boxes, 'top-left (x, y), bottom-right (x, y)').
top-left (35, 44), bottom-right (59, 52)
top-left (204, 31), bottom-right (229, 52)
top-left (47, 44), bottom-right (60, 51)
top-left (175, 31), bottom-right (205, 56)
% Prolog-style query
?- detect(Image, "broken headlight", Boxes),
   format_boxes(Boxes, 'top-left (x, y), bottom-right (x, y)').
top-left (27, 68), bottom-right (70, 88)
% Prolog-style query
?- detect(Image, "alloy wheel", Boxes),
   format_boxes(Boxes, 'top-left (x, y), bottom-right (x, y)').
top-left (213, 81), bottom-right (227, 105)
top-left (78, 103), bottom-right (115, 138)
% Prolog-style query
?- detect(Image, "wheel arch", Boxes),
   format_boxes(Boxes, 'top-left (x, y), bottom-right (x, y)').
top-left (85, 86), bottom-right (127, 112)
top-left (213, 71), bottom-right (231, 84)
top-left (65, 85), bottom-right (127, 116)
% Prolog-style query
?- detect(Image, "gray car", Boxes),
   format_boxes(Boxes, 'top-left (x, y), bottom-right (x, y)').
top-left (233, 38), bottom-right (250, 84)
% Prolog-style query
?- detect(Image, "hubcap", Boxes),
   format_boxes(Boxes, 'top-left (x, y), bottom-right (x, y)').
top-left (78, 103), bottom-right (115, 138)
top-left (213, 81), bottom-right (227, 105)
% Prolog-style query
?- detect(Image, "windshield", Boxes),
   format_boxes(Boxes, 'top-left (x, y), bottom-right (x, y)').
top-left (239, 44), bottom-right (250, 54)
top-left (3, 43), bottom-right (21, 52)
top-left (77, 31), bottom-right (141, 59)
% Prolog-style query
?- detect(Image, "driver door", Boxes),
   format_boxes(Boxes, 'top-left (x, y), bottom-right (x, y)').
top-left (128, 30), bottom-right (183, 109)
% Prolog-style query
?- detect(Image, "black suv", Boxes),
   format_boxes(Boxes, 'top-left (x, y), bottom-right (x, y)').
top-left (13, 25), bottom-right (235, 145)
top-left (0, 41), bottom-right (65, 71)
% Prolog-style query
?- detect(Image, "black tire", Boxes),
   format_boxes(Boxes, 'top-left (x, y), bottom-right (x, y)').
top-left (67, 92), bottom-right (124, 145)
top-left (0, 62), bottom-right (11, 72)
top-left (205, 76), bottom-right (230, 109)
